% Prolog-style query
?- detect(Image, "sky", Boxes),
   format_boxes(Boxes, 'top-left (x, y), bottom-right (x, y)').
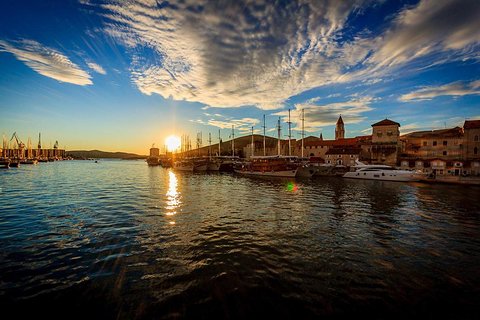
top-left (1, 0), bottom-right (479, 154)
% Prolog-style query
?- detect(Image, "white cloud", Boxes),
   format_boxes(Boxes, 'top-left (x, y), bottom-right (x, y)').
top-left (399, 80), bottom-right (480, 102)
top-left (87, 62), bottom-right (106, 75)
top-left (97, 0), bottom-right (479, 110)
top-left (0, 39), bottom-right (92, 85)
top-left (274, 96), bottom-right (374, 132)
top-left (367, 0), bottom-right (480, 70)
top-left (101, 0), bottom-right (371, 109)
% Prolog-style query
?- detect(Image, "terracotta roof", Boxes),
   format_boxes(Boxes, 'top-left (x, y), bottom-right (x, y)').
top-left (371, 119), bottom-right (400, 127)
top-left (464, 120), bottom-right (480, 129)
top-left (304, 138), bottom-right (357, 147)
top-left (402, 127), bottom-right (463, 139)
top-left (325, 147), bottom-right (362, 155)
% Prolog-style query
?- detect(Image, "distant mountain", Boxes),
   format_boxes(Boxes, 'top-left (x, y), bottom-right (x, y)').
top-left (66, 150), bottom-right (147, 159)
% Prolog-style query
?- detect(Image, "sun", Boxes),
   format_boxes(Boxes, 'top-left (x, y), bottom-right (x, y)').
top-left (165, 135), bottom-right (181, 152)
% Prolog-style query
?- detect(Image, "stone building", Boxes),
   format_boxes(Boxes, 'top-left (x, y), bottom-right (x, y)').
top-left (335, 116), bottom-right (345, 140)
top-left (400, 127), bottom-right (464, 160)
top-left (368, 119), bottom-right (401, 166)
top-left (464, 120), bottom-right (480, 159)
top-left (324, 147), bottom-right (362, 166)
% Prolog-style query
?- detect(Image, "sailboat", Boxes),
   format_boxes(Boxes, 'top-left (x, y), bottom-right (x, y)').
top-left (235, 117), bottom-right (299, 177)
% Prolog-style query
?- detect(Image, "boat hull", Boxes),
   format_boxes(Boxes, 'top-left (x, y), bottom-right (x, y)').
top-left (343, 171), bottom-right (419, 182)
top-left (235, 169), bottom-right (298, 178)
top-left (174, 165), bottom-right (194, 171)
top-left (207, 162), bottom-right (221, 171)
top-left (296, 166), bottom-right (316, 178)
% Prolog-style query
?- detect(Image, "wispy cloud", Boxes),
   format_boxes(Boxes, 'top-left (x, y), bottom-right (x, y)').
top-left (399, 80), bottom-right (480, 102)
top-left (274, 96), bottom-right (374, 132)
top-left (101, 0), bottom-right (370, 109)
top-left (0, 39), bottom-right (92, 85)
top-left (87, 61), bottom-right (106, 75)
top-left (367, 0), bottom-right (480, 70)
top-left (190, 115), bottom-right (259, 133)
top-left (98, 0), bottom-right (479, 110)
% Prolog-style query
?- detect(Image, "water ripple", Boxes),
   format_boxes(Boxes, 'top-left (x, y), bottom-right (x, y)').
top-left (1, 160), bottom-right (480, 318)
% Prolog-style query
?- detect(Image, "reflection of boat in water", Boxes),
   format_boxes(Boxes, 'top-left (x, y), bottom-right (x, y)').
top-left (235, 156), bottom-right (298, 177)
top-left (343, 161), bottom-right (420, 182)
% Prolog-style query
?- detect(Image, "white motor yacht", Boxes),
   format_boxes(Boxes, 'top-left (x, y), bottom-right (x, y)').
top-left (343, 161), bottom-right (420, 182)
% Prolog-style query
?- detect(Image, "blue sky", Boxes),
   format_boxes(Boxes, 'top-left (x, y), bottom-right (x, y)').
top-left (1, 0), bottom-right (479, 154)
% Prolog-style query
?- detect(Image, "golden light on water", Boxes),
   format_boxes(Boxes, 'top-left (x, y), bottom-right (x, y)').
top-left (165, 135), bottom-right (181, 152)
top-left (165, 170), bottom-right (180, 216)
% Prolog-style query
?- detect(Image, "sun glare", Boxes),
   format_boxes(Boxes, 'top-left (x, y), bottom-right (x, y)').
top-left (165, 135), bottom-right (181, 152)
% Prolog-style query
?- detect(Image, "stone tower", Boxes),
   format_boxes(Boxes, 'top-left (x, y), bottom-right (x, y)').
top-left (335, 115), bottom-right (345, 140)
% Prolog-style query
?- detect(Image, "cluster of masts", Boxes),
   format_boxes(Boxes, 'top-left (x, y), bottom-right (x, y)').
top-left (1, 132), bottom-right (66, 167)
top-left (175, 109), bottom-right (306, 158)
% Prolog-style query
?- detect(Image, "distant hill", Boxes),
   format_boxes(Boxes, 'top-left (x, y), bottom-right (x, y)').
top-left (66, 150), bottom-right (147, 159)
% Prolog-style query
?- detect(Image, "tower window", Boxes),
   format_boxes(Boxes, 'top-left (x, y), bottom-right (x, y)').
top-left (443, 141), bottom-right (447, 146)
top-left (433, 141), bottom-right (437, 146)
top-left (475, 135), bottom-right (479, 142)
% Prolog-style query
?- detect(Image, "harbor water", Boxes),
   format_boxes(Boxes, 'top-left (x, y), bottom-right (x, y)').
top-left (1, 160), bottom-right (479, 319)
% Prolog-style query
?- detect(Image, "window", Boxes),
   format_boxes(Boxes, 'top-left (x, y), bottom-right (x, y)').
top-left (443, 141), bottom-right (447, 146)
top-left (377, 132), bottom-right (383, 137)
top-left (475, 135), bottom-right (479, 142)
top-left (387, 131), bottom-right (392, 136)
top-left (433, 141), bottom-right (437, 146)
top-left (443, 151), bottom-right (447, 156)
top-left (475, 147), bottom-right (478, 155)
top-left (423, 141), bottom-right (427, 146)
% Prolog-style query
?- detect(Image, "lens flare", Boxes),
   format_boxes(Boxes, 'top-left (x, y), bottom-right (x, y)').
top-left (286, 182), bottom-right (298, 192)
top-left (165, 135), bottom-right (181, 152)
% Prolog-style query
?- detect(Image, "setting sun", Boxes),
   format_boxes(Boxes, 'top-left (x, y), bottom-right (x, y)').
top-left (165, 135), bottom-right (181, 152)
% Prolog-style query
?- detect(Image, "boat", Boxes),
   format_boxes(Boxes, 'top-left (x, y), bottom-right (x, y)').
top-left (207, 158), bottom-right (221, 171)
top-left (343, 161), bottom-right (420, 182)
top-left (0, 159), bottom-right (10, 168)
top-left (193, 158), bottom-right (208, 171)
top-left (20, 159), bottom-right (38, 165)
top-left (146, 157), bottom-right (159, 166)
top-left (235, 155), bottom-right (298, 177)
top-left (9, 160), bottom-right (20, 168)
top-left (173, 159), bottom-right (194, 171)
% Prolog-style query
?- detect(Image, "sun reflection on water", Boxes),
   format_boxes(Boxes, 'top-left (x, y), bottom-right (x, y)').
top-left (165, 170), bottom-right (181, 218)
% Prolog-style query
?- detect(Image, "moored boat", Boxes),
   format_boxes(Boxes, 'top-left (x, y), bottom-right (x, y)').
top-left (0, 159), bottom-right (10, 168)
top-left (173, 159), bottom-right (194, 171)
top-left (343, 161), bottom-right (420, 182)
top-left (235, 155), bottom-right (298, 177)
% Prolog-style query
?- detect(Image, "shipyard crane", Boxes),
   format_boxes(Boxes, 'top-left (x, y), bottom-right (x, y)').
top-left (10, 132), bottom-right (25, 149)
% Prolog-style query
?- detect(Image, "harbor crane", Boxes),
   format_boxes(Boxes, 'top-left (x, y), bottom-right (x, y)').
top-left (10, 132), bottom-right (25, 149)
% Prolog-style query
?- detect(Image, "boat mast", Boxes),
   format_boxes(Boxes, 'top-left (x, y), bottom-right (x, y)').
top-left (288, 109), bottom-right (292, 156)
top-left (263, 115), bottom-right (266, 156)
top-left (251, 126), bottom-right (254, 158)
top-left (218, 129), bottom-right (221, 156)
top-left (231, 125), bottom-right (235, 157)
top-left (208, 132), bottom-right (212, 160)
top-left (277, 117), bottom-right (281, 156)
top-left (301, 108), bottom-right (305, 158)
